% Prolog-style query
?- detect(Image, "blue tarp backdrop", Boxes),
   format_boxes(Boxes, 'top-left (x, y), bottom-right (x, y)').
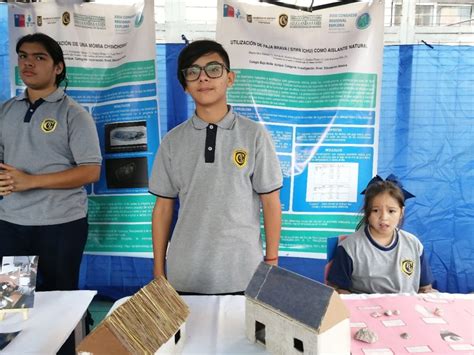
top-left (0, 5), bottom-right (472, 297)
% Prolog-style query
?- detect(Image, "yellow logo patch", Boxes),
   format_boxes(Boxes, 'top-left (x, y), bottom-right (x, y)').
top-left (401, 259), bottom-right (415, 276)
top-left (233, 149), bottom-right (248, 168)
top-left (41, 118), bottom-right (57, 133)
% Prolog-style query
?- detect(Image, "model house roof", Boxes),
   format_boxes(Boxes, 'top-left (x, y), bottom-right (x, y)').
top-left (245, 262), bottom-right (349, 333)
top-left (77, 277), bottom-right (189, 354)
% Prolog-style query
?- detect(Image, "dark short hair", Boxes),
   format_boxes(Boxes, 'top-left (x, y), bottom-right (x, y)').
top-left (177, 40), bottom-right (230, 89)
top-left (16, 33), bottom-right (66, 87)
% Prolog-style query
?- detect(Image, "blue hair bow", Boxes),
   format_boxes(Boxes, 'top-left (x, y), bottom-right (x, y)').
top-left (361, 174), bottom-right (415, 200)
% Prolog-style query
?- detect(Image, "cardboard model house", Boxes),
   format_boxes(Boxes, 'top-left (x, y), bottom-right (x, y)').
top-left (245, 263), bottom-right (350, 354)
top-left (77, 277), bottom-right (189, 354)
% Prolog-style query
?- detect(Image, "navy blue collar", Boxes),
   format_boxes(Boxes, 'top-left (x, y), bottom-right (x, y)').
top-left (23, 98), bottom-right (45, 123)
top-left (364, 225), bottom-right (399, 251)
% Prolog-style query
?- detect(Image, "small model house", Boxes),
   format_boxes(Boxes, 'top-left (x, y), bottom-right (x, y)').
top-left (245, 263), bottom-right (350, 354)
top-left (77, 277), bottom-right (189, 354)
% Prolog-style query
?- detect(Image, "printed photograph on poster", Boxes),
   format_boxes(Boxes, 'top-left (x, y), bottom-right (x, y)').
top-left (0, 256), bottom-right (38, 310)
top-left (105, 157), bottom-right (149, 189)
top-left (105, 121), bottom-right (148, 153)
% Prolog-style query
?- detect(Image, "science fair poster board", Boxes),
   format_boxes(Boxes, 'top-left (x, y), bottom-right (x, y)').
top-left (217, 0), bottom-right (384, 259)
top-left (8, 0), bottom-right (158, 257)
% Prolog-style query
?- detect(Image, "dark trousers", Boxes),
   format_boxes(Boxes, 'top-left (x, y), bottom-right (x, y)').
top-left (0, 218), bottom-right (88, 291)
top-left (0, 217), bottom-right (89, 354)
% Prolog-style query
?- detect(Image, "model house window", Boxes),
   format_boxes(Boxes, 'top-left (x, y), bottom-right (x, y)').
top-left (255, 321), bottom-right (266, 345)
top-left (174, 329), bottom-right (181, 344)
top-left (294, 337), bottom-right (304, 352)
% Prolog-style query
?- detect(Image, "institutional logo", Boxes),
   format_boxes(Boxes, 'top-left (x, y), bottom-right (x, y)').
top-left (279, 14), bottom-right (288, 28)
top-left (356, 12), bottom-right (371, 29)
top-left (62, 12), bottom-right (71, 26)
top-left (233, 149), bottom-right (248, 168)
top-left (37, 16), bottom-right (43, 27)
top-left (14, 14), bottom-right (25, 27)
top-left (41, 118), bottom-right (58, 133)
top-left (26, 14), bottom-right (34, 27)
top-left (135, 13), bottom-right (144, 27)
top-left (401, 259), bottom-right (414, 276)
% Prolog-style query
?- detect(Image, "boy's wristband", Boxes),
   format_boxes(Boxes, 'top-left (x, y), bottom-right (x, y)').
top-left (264, 256), bottom-right (278, 262)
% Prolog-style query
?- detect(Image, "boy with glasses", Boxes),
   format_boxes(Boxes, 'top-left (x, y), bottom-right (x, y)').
top-left (149, 40), bottom-right (282, 294)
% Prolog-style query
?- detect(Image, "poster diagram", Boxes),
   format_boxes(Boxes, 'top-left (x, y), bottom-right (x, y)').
top-left (306, 162), bottom-right (359, 202)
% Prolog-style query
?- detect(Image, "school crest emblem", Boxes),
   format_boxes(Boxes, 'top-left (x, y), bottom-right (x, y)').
top-left (279, 14), bottom-right (288, 28)
top-left (401, 259), bottom-right (414, 276)
top-left (41, 118), bottom-right (57, 133)
top-left (62, 12), bottom-right (70, 26)
top-left (233, 149), bottom-right (248, 168)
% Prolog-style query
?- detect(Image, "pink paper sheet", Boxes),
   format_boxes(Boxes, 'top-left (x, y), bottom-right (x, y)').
top-left (343, 294), bottom-right (474, 354)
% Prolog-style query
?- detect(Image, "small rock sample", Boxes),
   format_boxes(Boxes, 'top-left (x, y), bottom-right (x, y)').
top-left (355, 328), bottom-right (378, 344)
top-left (400, 332), bottom-right (410, 339)
top-left (371, 311), bottom-right (382, 318)
top-left (393, 309), bottom-right (400, 315)
top-left (434, 307), bottom-right (443, 316)
top-left (384, 309), bottom-right (393, 316)
top-left (440, 330), bottom-right (462, 342)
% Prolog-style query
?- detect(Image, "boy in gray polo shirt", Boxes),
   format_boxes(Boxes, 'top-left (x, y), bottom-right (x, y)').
top-left (149, 40), bottom-right (282, 294)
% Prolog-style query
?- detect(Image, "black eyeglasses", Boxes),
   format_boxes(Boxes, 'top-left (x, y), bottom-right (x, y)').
top-left (181, 62), bottom-right (229, 81)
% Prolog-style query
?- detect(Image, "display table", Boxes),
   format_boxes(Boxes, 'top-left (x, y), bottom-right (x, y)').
top-left (111, 295), bottom-right (266, 354)
top-left (342, 293), bottom-right (474, 354)
top-left (110, 293), bottom-right (473, 354)
top-left (0, 290), bottom-right (96, 354)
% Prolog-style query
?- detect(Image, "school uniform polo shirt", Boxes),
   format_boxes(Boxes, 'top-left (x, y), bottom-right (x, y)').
top-left (327, 226), bottom-right (434, 293)
top-left (0, 88), bottom-right (102, 225)
top-left (149, 108), bottom-right (283, 294)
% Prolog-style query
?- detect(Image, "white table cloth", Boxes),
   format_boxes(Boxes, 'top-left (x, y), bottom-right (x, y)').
top-left (111, 292), bottom-right (474, 354)
top-left (0, 290), bottom-right (96, 354)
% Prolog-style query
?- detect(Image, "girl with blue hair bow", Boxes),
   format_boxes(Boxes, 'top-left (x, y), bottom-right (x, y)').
top-left (327, 175), bottom-right (435, 294)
